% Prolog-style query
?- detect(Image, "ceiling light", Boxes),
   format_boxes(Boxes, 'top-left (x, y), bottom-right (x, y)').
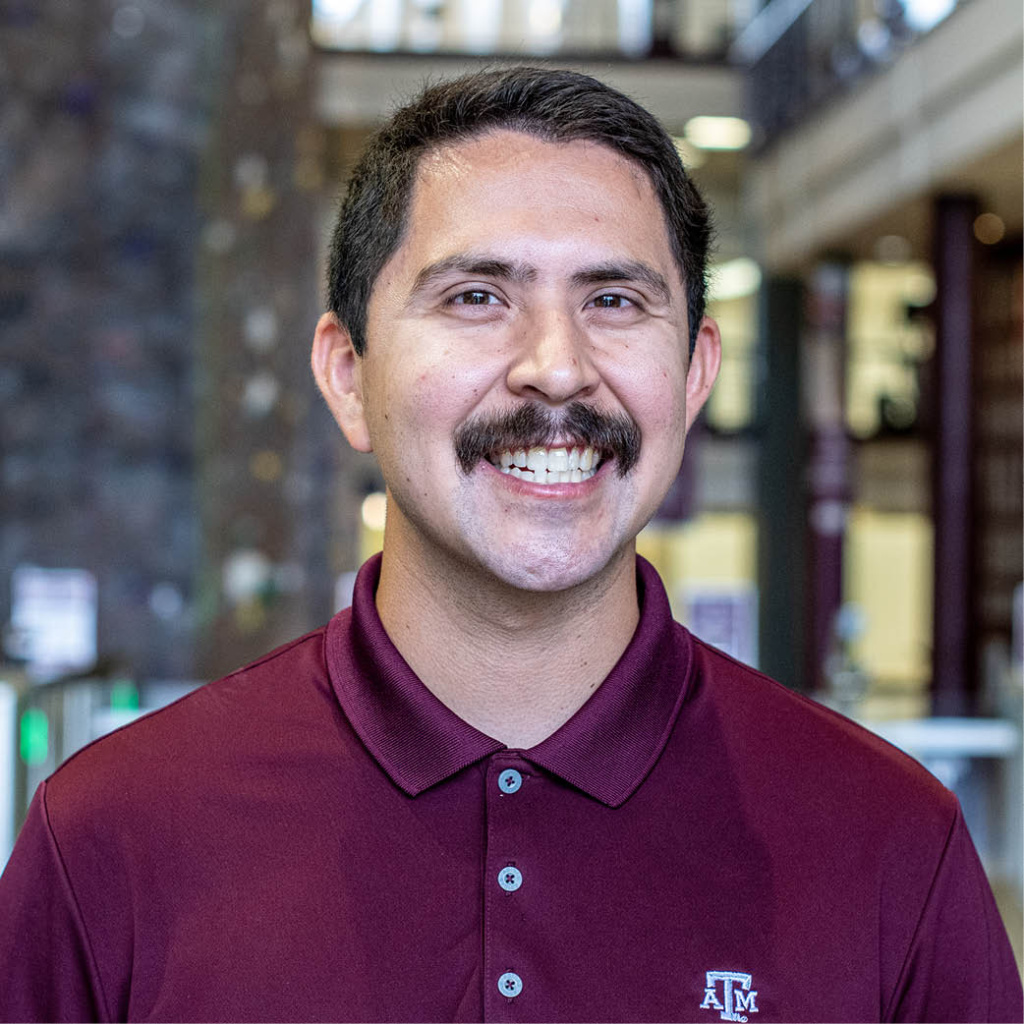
top-left (684, 116), bottom-right (751, 151)
top-left (709, 258), bottom-right (762, 302)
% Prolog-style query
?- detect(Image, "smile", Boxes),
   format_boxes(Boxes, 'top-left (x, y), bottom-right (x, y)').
top-left (486, 445), bottom-right (602, 485)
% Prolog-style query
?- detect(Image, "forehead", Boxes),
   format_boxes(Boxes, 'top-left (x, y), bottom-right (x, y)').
top-left (417, 128), bottom-right (652, 190)
top-left (413, 129), bottom-right (655, 220)
top-left (383, 130), bottom-right (679, 287)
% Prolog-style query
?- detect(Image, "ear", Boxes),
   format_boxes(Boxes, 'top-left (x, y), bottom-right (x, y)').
top-left (311, 312), bottom-right (373, 453)
top-left (683, 316), bottom-right (722, 433)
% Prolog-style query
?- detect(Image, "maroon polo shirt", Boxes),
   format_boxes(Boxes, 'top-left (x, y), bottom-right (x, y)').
top-left (0, 555), bottom-right (1020, 1023)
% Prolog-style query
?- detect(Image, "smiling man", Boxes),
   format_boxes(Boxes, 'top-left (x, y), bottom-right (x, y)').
top-left (312, 124), bottom-right (719, 749)
top-left (1, 68), bottom-right (1021, 1024)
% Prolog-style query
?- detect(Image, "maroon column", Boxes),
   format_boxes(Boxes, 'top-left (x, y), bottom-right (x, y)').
top-left (804, 262), bottom-right (852, 694)
top-left (930, 196), bottom-right (979, 715)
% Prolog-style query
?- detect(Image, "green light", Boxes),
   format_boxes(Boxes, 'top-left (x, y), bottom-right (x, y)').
top-left (110, 681), bottom-right (139, 712)
top-left (20, 709), bottom-right (49, 766)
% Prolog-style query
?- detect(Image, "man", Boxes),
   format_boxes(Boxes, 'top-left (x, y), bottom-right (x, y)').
top-left (0, 67), bottom-right (1020, 1023)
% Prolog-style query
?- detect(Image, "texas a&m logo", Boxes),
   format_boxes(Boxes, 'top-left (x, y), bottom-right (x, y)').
top-left (699, 970), bottom-right (758, 1022)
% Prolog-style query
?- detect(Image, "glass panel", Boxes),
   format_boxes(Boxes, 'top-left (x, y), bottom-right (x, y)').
top-left (844, 508), bottom-right (933, 718)
top-left (706, 282), bottom-right (758, 433)
top-left (638, 512), bottom-right (758, 664)
top-left (845, 260), bottom-right (935, 440)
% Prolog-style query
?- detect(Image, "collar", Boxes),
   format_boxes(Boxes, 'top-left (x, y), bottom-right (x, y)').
top-left (325, 553), bottom-right (693, 808)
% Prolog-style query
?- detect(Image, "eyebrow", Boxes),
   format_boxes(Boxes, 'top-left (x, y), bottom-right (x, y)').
top-left (410, 254), bottom-right (537, 296)
top-left (569, 261), bottom-right (672, 305)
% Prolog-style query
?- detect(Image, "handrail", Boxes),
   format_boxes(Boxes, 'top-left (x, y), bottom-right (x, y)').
top-left (729, 0), bottom-right (816, 64)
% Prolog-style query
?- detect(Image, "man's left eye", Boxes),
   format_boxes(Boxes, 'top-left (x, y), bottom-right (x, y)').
top-left (589, 294), bottom-right (633, 309)
top-left (452, 290), bottom-right (498, 305)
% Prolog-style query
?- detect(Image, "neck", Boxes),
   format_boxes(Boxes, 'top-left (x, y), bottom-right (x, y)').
top-left (374, 534), bottom-right (640, 749)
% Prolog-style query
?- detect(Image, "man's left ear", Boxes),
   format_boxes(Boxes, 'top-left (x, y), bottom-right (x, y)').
top-left (684, 316), bottom-right (722, 432)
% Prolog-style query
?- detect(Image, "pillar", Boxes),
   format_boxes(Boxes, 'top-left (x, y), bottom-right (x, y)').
top-left (803, 261), bottom-right (852, 695)
top-left (756, 277), bottom-right (806, 689)
top-left (195, 0), bottom-right (332, 679)
top-left (930, 195), bottom-right (979, 715)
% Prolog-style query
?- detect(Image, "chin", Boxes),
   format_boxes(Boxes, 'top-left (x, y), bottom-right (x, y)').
top-left (475, 541), bottom-right (628, 594)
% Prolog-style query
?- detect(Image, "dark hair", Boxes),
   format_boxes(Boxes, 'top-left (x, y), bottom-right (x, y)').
top-left (327, 66), bottom-right (712, 355)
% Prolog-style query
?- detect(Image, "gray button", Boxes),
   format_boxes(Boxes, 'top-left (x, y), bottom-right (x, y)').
top-left (498, 769), bottom-right (522, 793)
top-left (498, 865), bottom-right (523, 892)
top-left (498, 972), bottom-right (523, 998)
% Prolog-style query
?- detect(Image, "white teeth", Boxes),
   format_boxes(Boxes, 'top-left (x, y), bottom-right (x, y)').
top-left (490, 445), bottom-right (601, 485)
top-left (497, 465), bottom-right (596, 485)
top-left (548, 448), bottom-right (569, 472)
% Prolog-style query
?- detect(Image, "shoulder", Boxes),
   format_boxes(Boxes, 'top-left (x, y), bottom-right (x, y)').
top-left (681, 628), bottom-right (957, 834)
top-left (43, 626), bottom-right (332, 826)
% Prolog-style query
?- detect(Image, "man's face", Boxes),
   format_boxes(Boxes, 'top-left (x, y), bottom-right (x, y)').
top-left (318, 130), bottom-right (719, 593)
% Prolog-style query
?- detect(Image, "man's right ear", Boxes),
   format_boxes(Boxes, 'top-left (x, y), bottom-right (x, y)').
top-left (311, 312), bottom-right (373, 453)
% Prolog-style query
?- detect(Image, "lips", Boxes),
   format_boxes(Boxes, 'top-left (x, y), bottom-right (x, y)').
top-left (487, 445), bottom-right (601, 485)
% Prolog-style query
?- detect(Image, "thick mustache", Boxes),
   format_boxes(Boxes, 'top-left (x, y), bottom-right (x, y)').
top-left (454, 403), bottom-right (641, 477)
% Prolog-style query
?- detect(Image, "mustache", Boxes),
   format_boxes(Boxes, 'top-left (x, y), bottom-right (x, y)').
top-left (454, 402), bottom-right (642, 478)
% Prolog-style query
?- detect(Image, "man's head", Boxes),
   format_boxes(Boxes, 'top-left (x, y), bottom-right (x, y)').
top-left (313, 67), bottom-right (721, 595)
top-left (326, 66), bottom-right (711, 357)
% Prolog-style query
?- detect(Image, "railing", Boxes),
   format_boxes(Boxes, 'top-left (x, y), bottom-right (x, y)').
top-left (733, 0), bottom-right (966, 148)
top-left (310, 0), bottom-right (754, 61)
top-left (0, 669), bottom-right (201, 868)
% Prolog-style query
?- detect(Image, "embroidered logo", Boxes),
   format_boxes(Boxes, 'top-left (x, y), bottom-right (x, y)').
top-left (700, 970), bottom-right (758, 1022)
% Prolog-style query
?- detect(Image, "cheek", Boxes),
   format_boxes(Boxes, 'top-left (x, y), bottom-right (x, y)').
top-left (367, 353), bottom-right (496, 455)
top-left (612, 355), bottom-right (688, 434)
top-left (410, 345), bottom-right (503, 419)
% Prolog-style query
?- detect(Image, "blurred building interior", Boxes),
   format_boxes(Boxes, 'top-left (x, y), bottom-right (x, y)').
top-left (0, 0), bottom-right (1021, 964)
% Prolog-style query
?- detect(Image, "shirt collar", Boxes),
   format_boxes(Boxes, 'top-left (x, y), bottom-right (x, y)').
top-left (325, 553), bottom-right (693, 808)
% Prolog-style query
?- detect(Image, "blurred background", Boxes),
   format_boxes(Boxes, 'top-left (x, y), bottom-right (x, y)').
top-left (0, 0), bottom-right (1021, 965)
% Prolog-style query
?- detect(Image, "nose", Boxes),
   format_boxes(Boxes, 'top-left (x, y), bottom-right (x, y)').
top-left (505, 307), bottom-right (600, 405)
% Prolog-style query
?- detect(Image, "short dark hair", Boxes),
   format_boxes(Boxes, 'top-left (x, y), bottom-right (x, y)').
top-left (327, 65), bottom-right (712, 356)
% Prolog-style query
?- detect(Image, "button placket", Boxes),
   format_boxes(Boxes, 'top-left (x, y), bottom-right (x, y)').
top-left (485, 758), bottom-right (533, 1017)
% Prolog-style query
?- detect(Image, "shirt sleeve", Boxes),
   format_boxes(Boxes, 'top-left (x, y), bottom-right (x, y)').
top-left (0, 782), bottom-right (108, 1023)
top-left (887, 801), bottom-right (1023, 1023)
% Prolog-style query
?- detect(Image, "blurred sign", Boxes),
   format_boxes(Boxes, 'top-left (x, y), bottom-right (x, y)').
top-left (684, 587), bottom-right (758, 669)
top-left (7, 567), bottom-right (98, 682)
